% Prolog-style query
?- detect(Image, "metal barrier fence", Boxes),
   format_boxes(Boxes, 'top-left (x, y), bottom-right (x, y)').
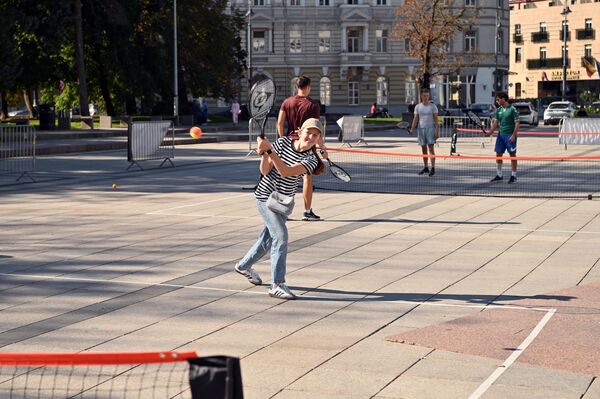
top-left (437, 116), bottom-right (492, 149)
top-left (337, 115), bottom-right (366, 146)
top-left (127, 121), bottom-right (174, 170)
top-left (560, 118), bottom-right (600, 149)
top-left (0, 125), bottom-right (36, 182)
top-left (247, 117), bottom-right (278, 155)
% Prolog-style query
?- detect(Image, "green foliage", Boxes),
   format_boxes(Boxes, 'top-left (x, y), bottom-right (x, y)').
top-left (579, 90), bottom-right (599, 106)
top-left (4, 0), bottom-right (247, 116)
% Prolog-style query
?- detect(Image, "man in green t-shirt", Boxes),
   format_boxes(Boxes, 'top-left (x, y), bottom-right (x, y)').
top-left (489, 92), bottom-right (520, 184)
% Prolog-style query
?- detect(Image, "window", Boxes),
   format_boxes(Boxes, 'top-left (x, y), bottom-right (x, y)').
top-left (497, 30), bottom-right (503, 53)
top-left (540, 47), bottom-right (547, 60)
top-left (515, 24), bottom-right (521, 35)
top-left (540, 22), bottom-right (547, 33)
top-left (376, 77), bottom-right (388, 105)
top-left (404, 38), bottom-right (411, 52)
top-left (319, 31), bottom-right (331, 53)
top-left (465, 0), bottom-right (476, 6)
top-left (585, 44), bottom-right (592, 58)
top-left (562, 45), bottom-right (569, 60)
top-left (376, 0), bottom-right (387, 4)
top-left (289, 30), bottom-right (302, 53)
top-left (347, 0), bottom-right (358, 4)
top-left (348, 82), bottom-right (359, 105)
top-left (348, 29), bottom-right (360, 53)
top-left (290, 0), bottom-right (301, 5)
top-left (319, 0), bottom-right (330, 4)
top-left (464, 32), bottom-right (476, 52)
top-left (376, 29), bottom-right (388, 53)
top-left (585, 18), bottom-right (593, 31)
top-left (515, 82), bottom-right (522, 98)
top-left (515, 47), bottom-right (522, 63)
top-left (320, 77), bottom-right (331, 106)
top-left (253, 30), bottom-right (266, 53)
top-left (254, 0), bottom-right (265, 5)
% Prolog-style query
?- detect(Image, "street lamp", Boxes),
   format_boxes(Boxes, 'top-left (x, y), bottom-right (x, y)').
top-left (173, 0), bottom-right (179, 125)
top-left (561, 5), bottom-right (571, 101)
top-left (246, 0), bottom-right (253, 91)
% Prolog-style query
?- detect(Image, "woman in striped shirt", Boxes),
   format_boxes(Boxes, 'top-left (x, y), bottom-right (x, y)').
top-left (235, 118), bottom-right (324, 300)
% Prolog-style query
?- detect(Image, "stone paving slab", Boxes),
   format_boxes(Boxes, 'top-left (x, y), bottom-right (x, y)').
top-left (0, 139), bottom-right (599, 398)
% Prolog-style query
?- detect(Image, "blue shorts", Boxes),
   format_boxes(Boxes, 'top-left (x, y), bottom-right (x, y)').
top-left (495, 134), bottom-right (517, 154)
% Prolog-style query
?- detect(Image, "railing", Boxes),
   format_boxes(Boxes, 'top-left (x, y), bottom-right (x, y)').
top-left (512, 33), bottom-right (523, 44)
top-left (527, 57), bottom-right (567, 69)
top-left (0, 125), bottom-right (36, 182)
top-left (576, 28), bottom-right (595, 40)
top-left (531, 31), bottom-right (549, 43)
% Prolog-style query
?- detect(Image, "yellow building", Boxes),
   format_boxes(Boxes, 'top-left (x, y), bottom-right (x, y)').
top-left (509, 0), bottom-right (600, 102)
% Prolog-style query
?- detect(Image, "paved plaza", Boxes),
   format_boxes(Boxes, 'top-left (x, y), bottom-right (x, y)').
top-left (1, 133), bottom-right (599, 398)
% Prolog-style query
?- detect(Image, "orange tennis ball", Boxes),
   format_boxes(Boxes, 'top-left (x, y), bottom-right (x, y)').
top-left (190, 126), bottom-right (203, 139)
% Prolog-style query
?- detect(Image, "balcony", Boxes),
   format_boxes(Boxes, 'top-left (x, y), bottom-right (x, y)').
top-left (576, 29), bottom-right (595, 40)
top-left (531, 31), bottom-right (549, 43)
top-left (340, 52), bottom-right (371, 64)
top-left (513, 33), bottom-right (523, 44)
top-left (527, 57), bottom-right (568, 69)
top-left (559, 29), bottom-right (570, 41)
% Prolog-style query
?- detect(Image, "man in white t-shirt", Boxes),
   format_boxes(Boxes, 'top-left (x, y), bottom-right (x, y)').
top-left (410, 88), bottom-right (440, 176)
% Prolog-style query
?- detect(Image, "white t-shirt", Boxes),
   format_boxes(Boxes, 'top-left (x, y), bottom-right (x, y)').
top-left (414, 102), bottom-right (438, 129)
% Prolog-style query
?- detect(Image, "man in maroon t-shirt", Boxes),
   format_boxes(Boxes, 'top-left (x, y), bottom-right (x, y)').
top-left (277, 75), bottom-right (327, 221)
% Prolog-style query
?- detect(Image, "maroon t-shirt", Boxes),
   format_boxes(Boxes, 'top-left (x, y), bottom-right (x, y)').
top-left (280, 95), bottom-right (320, 136)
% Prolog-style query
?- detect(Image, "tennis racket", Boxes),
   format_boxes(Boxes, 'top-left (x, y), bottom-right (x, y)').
top-left (465, 110), bottom-right (490, 136)
top-left (326, 158), bottom-right (351, 183)
top-left (397, 121), bottom-right (412, 134)
top-left (243, 76), bottom-right (276, 190)
top-left (248, 76), bottom-right (276, 139)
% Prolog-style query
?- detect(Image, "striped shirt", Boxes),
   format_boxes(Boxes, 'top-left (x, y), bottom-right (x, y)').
top-left (255, 137), bottom-right (320, 202)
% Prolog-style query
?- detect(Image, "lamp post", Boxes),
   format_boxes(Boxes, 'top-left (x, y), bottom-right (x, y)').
top-left (246, 0), bottom-right (253, 92)
top-left (561, 5), bottom-right (571, 102)
top-left (494, 3), bottom-right (500, 95)
top-left (173, 0), bottom-right (179, 125)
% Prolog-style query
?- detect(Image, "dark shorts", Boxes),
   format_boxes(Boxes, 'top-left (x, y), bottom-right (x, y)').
top-left (495, 134), bottom-right (517, 154)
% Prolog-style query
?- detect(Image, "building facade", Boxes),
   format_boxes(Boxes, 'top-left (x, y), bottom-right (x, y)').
top-left (231, 0), bottom-right (509, 114)
top-left (509, 0), bottom-right (600, 102)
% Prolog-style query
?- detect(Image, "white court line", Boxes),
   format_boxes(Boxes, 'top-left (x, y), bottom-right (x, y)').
top-left (146, 193), bottom-right (250, 215)
top-left (467, 308), bottom-right (557, 399)
top-left (0, 273), bottom-right (554, 312)
top-left (147, 211), bottom-right (600, 235)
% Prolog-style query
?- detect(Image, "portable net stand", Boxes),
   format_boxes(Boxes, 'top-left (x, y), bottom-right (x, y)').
top-left (0, 351), bottom-right (244, 398)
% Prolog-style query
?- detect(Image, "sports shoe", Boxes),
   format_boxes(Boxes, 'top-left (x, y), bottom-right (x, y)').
top-left (490, 175), bottom-right (503, 182)
top-left (508, 176), bottom-right (517, 184)
top-left (234, 264), bottom-right (262, 285)
top-left (418, 167), bottom-right (430, 175)
top-left (302, 210), bottom-right (321, 221)
top-left (268, 283), bottom-right (297, 300)
top-left (428, 167), bottom-right (435, 177)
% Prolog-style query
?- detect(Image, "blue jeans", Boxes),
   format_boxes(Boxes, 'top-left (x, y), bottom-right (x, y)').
top-left (237, 200), bottom-right (289, 284)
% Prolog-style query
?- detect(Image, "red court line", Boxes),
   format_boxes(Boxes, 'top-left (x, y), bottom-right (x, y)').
top-left (456, 128), bottom-right (600, 136)
top-left (323, 146), bottom-right (600, 161)
top-left (0, 351), bottom-right (198, 365)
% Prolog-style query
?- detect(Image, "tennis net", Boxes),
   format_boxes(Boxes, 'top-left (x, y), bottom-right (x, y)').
top-left (0, 351), bottom-right (224, 398)
top-left (315, 148), bottom-right (600, 199)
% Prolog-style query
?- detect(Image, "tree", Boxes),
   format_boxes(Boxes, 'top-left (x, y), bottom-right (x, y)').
top-left (392, 0), bottom-right (479, 90)
top-left (0, 3), bottom-right (21, 118)
top-left (73, 0), bottom-right (90, 116)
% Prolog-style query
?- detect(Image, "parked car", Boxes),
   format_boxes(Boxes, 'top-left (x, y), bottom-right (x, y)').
top-left (8, 108), bottom-right (29, 117)
top-left (468, 103), bottom-right (496, 118)
top-left (543, 101), bottom-right (575, 125)
top-left (512, 102), bottom-right (539, 126)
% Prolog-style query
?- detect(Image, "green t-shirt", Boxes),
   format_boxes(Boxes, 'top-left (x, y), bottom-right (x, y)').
top-left (495, 105), bottom-right (519, 135)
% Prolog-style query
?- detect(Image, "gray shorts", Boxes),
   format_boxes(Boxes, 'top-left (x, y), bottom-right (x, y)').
top-left (417, 127), bottom-right (436, 146)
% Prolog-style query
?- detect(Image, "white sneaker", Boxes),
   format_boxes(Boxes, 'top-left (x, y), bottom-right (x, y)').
top-left (268, 283), bottom-right (297, 300)
top-left (234, 264), bottom-right (262, 285)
